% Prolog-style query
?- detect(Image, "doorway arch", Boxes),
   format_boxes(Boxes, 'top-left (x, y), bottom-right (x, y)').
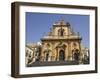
top-left (72, 49), bottom-right (80, 61)
top-left (59, 50), bottom-right (65, 61)
top-left (46, 53), bottom-right (49, 61)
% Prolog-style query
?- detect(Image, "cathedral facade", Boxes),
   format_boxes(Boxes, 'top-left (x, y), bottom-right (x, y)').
top-left (40, 19), bottom-right (82, 62)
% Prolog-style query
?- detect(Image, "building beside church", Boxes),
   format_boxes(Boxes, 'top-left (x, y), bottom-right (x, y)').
top-left (26, 19), bottom-right (89, 66)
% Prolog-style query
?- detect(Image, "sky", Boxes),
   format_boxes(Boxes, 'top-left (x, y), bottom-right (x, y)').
top-left (26, 12), bottom-right (89, 48)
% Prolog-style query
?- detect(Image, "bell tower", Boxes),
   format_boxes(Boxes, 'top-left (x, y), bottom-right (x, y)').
top-left (52, 19), bottom-right (72, 37)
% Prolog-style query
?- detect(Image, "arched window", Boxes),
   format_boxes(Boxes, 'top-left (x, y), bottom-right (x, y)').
top-left (58, 29), bottom-right (60, 36)
top-left (58, 28), bottom-right (64, 36)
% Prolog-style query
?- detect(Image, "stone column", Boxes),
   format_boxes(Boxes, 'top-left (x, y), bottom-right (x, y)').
top-left (79, 41), bottom-right (82, 64)
top-left (56, 48), bottom-right (59, 61)
top-left (64, 47), bottom-right (68, 61)
top-left (68, 41), bottom-right (72, 61)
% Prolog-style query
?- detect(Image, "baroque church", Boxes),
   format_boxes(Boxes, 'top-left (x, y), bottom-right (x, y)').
top-left (26, 19), bottom-right (89, 66)
top-left (40, 19), bottom-right (81, 62)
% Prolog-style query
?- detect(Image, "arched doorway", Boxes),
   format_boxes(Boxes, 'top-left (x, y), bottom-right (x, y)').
top-left (59, 50), bottom-right (65, 61)
top-left (72, 49), bottom-right (80, 61)
top-left (44, 50), bottom-right (52, 61)
top-left (46, 53), bottom-right (49, 61)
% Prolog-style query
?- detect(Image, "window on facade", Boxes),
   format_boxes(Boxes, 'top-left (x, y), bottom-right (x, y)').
top-left (58, 28), bottom-right (64, 36)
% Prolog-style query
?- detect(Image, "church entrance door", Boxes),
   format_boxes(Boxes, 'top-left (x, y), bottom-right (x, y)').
top-left (59, 50), bottom-right (65, 61)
